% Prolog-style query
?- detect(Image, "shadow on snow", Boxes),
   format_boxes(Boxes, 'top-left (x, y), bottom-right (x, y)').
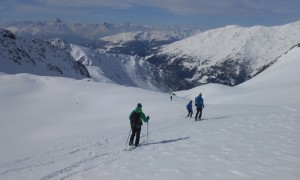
top-left (201, 116), bottom-right (231, 121)
top-left (144, 137), bottom-right (190, 146)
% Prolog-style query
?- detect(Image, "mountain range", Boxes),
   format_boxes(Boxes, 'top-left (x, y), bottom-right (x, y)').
top-left (1, 19), bottom-right (300, 91)
top-left (2, 18), bottom-right (196, 44)
top-left (86, 28), bottom-right (199, 57)
top-left (1, 34), bottom-right (300, 180)
top-left (147, 21), bottom-right (300, 89)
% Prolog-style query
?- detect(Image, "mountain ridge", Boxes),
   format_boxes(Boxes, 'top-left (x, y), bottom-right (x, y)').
top-left (146, 21), bottom-right (300, 89)
top-left (1, 19), bottom-right (300, 91)
top-left (0, 29), bottom-right (90, 79)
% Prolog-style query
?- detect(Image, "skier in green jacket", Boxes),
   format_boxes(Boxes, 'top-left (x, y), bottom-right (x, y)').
top-left (129, 103), bottom-right (150, 146)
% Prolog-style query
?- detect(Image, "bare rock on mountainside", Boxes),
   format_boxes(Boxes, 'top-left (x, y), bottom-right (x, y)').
top-left (0, 29), bottom-right (90, 79)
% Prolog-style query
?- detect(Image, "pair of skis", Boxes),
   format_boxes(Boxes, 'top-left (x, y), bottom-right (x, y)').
top-left (126, 145), bottom-right (139, 151)
top-left (124, 122), bottom-right (149, 151)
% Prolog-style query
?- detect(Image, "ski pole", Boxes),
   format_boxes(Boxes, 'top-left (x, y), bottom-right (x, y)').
top-left (181, 111), bottom-right (188, 118)
top-left (124, 129), bottom-right (131, 149)
top-left (147, 122), bottom-right (149, 144)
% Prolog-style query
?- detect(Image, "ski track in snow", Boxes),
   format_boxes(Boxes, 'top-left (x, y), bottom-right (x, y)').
top-left (72, 107), bottom-right (300, 179)
top-left (0, 129), bottom-right (152, 180)
top-left (284, 106), bottom-right (298, 112)
top-left (0, 135), bottom-right (123, 179)
top-left (1, 98), bottom-right (300, 179)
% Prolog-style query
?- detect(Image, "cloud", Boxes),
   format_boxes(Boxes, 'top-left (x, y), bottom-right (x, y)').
top-left (4, 0), bottom-right (300, 16)
top-left (36, 0), bottom-right (229, 14)
top-left (30, 0), bottom-right (300, 17)
top-left (35, 0), bottom-right (134, 9)
top-left (2, 0), bottom-right (300, 24)
top-left (142, 0), bottom-right (300, 16)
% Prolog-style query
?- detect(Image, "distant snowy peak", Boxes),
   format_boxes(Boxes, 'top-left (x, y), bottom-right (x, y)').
top-left (0, 29), bottom-right (170, 91)
top-left (0, 29), bottom-right (90, 79)
top-left (158, 23), bottom-right (300, 68)
top-left (1, 18), bottom-right (157, 43)
top-left (6, 18), bottom-right (73, 35)
top-left (91, 29), bottom-right (198, 57)
top-left (50, 38), bottom-right (70, 50)
top-left (101, 30), bottom-right (193, 43)
top-left (146, 21), bottom-right (300, 89)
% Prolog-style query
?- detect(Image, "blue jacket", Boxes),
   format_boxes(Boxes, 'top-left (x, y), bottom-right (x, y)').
top-left (186, 102), bottom-right (193, 111)
top-left (195, 96), bottom-right (204, 108)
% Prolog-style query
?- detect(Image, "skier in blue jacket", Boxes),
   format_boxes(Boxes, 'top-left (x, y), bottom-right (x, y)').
top-left (186, 100), bottom-right (193, 118)
top-left (195, 93), bottom-right (204, 121)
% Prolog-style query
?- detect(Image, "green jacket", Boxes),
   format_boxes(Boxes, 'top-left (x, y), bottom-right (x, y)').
top-left (129, 107), bottom-right (148, 128)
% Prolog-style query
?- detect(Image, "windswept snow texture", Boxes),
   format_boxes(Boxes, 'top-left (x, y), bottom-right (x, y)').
top-left (1, 44), bottom-right (300, 180)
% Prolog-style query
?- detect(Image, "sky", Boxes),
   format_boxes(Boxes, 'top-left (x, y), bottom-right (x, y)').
top-left (1, 0), bottom-right (300, 28)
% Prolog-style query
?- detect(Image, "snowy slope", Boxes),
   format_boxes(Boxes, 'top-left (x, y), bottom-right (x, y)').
top-left (147, 21), bottom-right (300, 88)
top-left (69, 44), bottom-right (170, 91)
top-left (0, 42), bottom-right (300, 179)
top-left (0, 29), bottom-right (90, 79)
top-left (175, 44), bottom-right (300, 105)
top-left (0, 29), bottom-right (171, 92)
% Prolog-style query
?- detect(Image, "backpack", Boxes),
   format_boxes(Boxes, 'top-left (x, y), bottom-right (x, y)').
top-left (130, 111), bottom-right (142, 127)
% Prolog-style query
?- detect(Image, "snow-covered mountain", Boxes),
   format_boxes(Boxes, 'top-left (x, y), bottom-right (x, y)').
top-left (0, 36), bottom-right (299, 179)
top-left (1, 18), bottom-right (158, 44)
top-left (176, 43), bottom-right (300, 105)
top-left (2, 19), bottom-right (300, 92)
top-left (48, 38), bottom-right (172, 91)
top-left (0, 28), bottom-right (175, 91)
top-left (0, 29), bottom-right (90, 79)
top-left (2, 18), bottom-right (199, 55)
top-left (86, 29), bottom-right (198, 57)
top-left (147, 21), bottom-right (300, 90)
top-left (70, 44), bottom-right (175, 91)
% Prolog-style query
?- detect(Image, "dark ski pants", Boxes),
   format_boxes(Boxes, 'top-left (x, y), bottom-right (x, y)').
top-left (129, 126), bottom-right (141, 146)
top-left (195, 107), bottom-right (203, 120)
top-left (187, 110), bottom-right (193, 117)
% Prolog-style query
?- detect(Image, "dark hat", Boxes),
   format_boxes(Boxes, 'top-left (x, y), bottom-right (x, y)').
top-left (137, 103), bottom-right (142, 108)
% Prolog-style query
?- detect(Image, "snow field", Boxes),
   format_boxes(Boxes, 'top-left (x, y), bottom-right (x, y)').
top-left (0, 75), bottom-right (299, 180)
top-left (1, 45), bottom-right (300, 179)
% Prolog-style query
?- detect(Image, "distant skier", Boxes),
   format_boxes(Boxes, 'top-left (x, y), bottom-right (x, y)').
top-left (195, 93), bottom-right (204, 121)
top-left (170, 95), bottom-right (173, 101)
top-left (128, 103), bottom-right (150, 147)
top-left (186, 100), bottom-right (193, 118)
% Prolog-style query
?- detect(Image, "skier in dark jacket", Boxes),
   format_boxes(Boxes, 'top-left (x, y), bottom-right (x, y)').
top-left (128, 103), bottom-right (150, 146)
top-left (186, 100), bottom-right (193, 118)
top-left (195, 93), bottom-right (204, 121)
